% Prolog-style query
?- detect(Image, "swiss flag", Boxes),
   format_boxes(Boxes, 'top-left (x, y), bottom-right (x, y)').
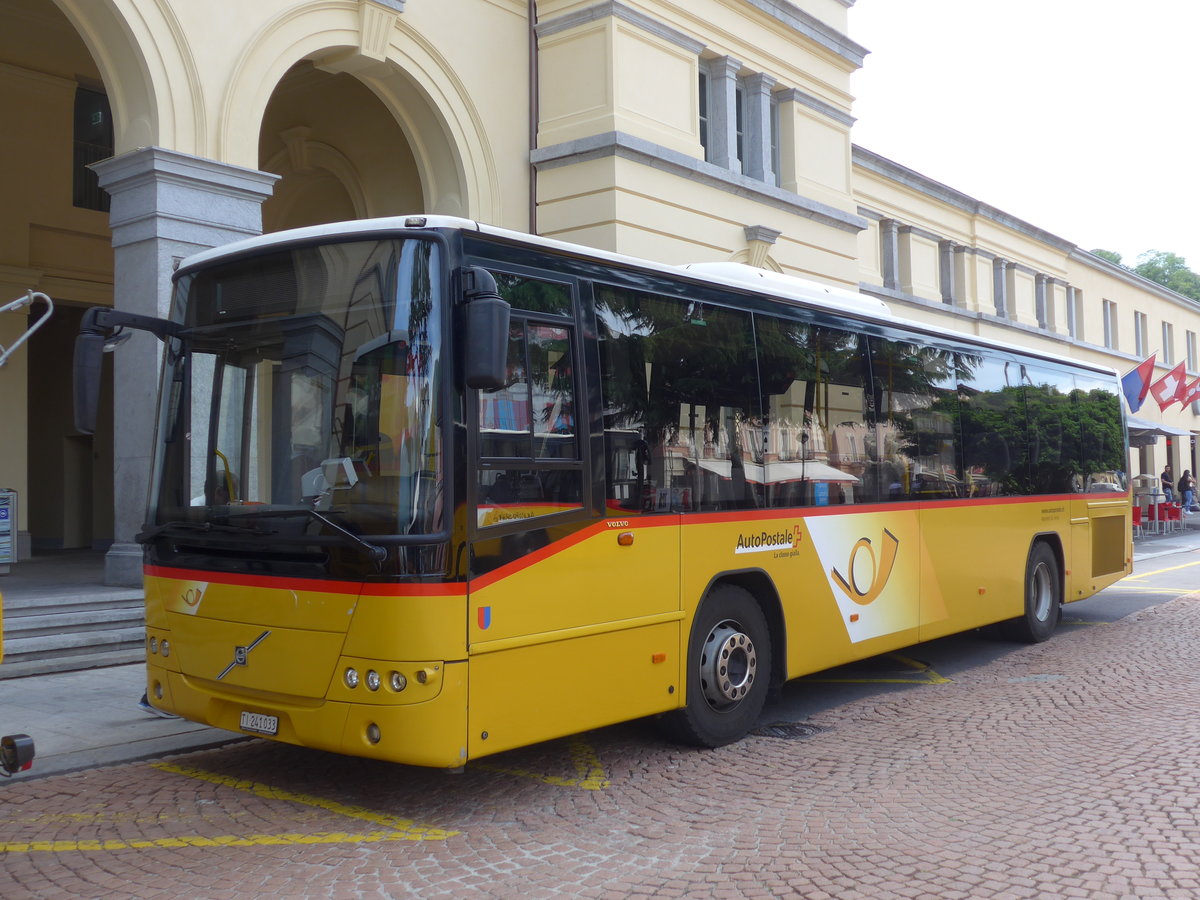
top-left (1181, 375), bottom-right (1200, 408)
top-left (1149, 361), bottom-right (1188, 410)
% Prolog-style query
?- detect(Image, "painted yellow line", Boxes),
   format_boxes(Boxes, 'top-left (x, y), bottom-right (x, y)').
top-left (152, 762), bottom-right (458, 839)
top-left (1, 831), bottom-right (428, 853)
top-left (1127, 559), bottom-right (1200, 579)
top-left (1111, 586), bottom-right (1198, 595)
top-left (1, 764), bottom-right (460, 854)
top-left (803, 653), bottom-right (951, 686)
top-left (479, 735), bottom-right (610, 790)
top-left (1, 765), bottom-right (459, 854)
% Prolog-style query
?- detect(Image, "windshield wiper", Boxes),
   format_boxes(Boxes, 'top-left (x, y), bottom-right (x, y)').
top-left (137, 520), bottom-right (276, 543)
top-left (225, 507), bottom-right (388, 564)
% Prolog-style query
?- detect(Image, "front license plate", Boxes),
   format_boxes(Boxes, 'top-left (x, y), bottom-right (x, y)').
top-left (239, 711), bottom-right (279, 736)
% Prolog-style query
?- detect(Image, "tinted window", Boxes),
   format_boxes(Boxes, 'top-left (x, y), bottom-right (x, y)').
top-left (756, 317), bottom-right (868, 507)
top-left (597, 285), bottom-right (759, 513)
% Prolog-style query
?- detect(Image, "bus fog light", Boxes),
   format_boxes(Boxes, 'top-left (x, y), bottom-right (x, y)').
top-left (366, 723), bottom-right (381, 744)
top-left (344, 667), bottom-right (360, 689)
top-left (365, 670), bottom-right (380, 691)
top-left (153, 681), bottom-right (164, 700)
top-left (389, 671), bottom-right (407, 692)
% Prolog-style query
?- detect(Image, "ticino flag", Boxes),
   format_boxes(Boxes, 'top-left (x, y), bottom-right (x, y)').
top-left (1149, 361), bottom-right (1188, 411)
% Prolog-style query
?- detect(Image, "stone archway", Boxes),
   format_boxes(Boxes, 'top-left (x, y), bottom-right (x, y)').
top-left (219, 3), bottom-right (499, 224)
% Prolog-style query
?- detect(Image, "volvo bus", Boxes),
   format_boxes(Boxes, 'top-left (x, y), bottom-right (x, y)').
top-left (74, 216), bottom-right (1131, 768)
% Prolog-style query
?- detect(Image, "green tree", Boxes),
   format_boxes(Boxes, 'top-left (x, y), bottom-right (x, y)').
top-left (1091, 249), bottom-right (1125, 266)
top-left (1133, 250), bottom-right (1200, 301)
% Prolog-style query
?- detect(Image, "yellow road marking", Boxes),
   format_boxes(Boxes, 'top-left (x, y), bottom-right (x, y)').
top-left (479, 735), bottom-right (610, 790)
top-left (152, 762), bottom-right (458, 838)
top-left (0, 763), bottom-right (458, 854)
top-left (1, 831), bottom-right (431, 853)
top-left (1127, 559), bottom-right (1200, 579)
top-left (803, 653), bottom-right (952, 685)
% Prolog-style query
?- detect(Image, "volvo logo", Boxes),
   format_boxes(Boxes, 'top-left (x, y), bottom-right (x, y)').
top-left (217, 630), bottom-right (271, 680)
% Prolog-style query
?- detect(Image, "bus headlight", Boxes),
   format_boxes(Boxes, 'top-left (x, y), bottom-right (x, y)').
top-left (389, 671), bottom-right (407, 692)
top-left (344, 667), bottom-right (359, 689)
top-left (365, 670), bottom-right (380, 692)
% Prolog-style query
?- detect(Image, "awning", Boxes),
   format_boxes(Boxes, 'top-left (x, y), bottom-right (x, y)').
top-left (1127, 415), bottom-right (1194, 447)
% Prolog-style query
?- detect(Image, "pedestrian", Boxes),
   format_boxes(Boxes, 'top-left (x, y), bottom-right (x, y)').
top-left (1178, 470), bottom-right (1197, 514)
top-left (1161, 465), bottom-right (1174, 502)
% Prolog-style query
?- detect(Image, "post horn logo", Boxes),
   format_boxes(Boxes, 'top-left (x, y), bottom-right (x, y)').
top-left (830, 528), bottom-right (900, 606)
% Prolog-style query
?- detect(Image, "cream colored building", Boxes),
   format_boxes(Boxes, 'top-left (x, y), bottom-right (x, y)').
top-left (0, 0), bottom-right (1195, 583)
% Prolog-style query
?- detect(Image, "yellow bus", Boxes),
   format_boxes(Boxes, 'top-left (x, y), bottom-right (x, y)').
top-left (75, 216), bottom-right (1131, 768)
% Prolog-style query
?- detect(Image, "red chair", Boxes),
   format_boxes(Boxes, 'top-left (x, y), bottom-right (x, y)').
top-left (1168, 504), bottom-right (1183, 532)
top-left (1132, 505), bottom-right (1144, 538)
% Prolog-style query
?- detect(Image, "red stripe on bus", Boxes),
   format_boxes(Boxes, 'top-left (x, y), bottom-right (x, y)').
top-left (142, 565), bottom-right (465, 597)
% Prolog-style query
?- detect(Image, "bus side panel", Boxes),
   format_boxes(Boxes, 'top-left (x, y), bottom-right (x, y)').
top-left (466, 521), bottom-right (681, 758)
top-left (679, 511), bottom-right (922, 683)
top-left (467, 623), bottom-right (679, 760)
top-left (1066, 496), bottom-right (1132, 602)
top-left (916, 501), bottom-right (1038, 642)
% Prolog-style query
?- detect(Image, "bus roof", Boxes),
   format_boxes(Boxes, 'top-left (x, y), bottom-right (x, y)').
top-left (174, 214), bottom-right (1117, 379)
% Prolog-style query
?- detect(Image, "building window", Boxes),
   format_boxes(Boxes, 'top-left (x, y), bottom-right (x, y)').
top-left (1134, 312), bottom-right (1148, 358)
top-left (1102, 300), bottom-right (1118, 350)
top-left (1162, 322), bottom-right (1174, 365)
top-left (73, 86), bottom-right (113, 212)
top-left (699, 59), bottom-right (777, 186)
top-left (1187, 330), bottom-right (1197, 370)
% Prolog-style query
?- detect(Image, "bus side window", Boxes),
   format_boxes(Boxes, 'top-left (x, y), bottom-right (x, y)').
top-left (755, 316), bottom-right (866, 508)
top-left (867, 339), bottom-right (961, 502)
top-left (956, 354), bottom-right (1028, 497)
top-left (476, 314), bottom-right (583, 528)
top-left (597, 285), bottom-right (759, 513)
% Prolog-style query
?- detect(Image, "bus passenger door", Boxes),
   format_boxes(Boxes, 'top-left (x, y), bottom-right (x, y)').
top-left (465, 270), bottom-right (680, 760)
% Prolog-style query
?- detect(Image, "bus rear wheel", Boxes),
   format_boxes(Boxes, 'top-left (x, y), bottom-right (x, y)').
top-left (662, 585), bottom-right (771, 748)
top-left (1003, 542), bottom-right (1061, 643)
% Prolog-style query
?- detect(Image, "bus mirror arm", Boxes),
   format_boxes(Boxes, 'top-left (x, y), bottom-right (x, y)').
top-left (460, 267), bottom-right (511, 391)
top-left (73, 306), bottom-right (185, 435)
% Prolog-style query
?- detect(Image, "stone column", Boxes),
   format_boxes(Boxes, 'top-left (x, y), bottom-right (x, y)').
top-left (743, 72), bottom-right (776, 184)
top-left (92, 148), bottom-right (278, 586)
top-left (992, 257), bottom-right (1008, 318)
top-left (707, 56), bottom-right (742, 171)
top-left (880, 219), bottom-right (900, 291)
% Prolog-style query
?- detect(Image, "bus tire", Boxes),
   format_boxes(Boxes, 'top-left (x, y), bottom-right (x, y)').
top-left (1003, 542), bottom-right (1061, 643)
top-left (662, 584), bottom-right (772, 748)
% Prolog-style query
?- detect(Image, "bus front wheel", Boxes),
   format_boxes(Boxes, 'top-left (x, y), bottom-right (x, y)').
top-left (1003, 542), bottom-right (1061, 643)
top-left (663, 585), bottom-right (772, 748)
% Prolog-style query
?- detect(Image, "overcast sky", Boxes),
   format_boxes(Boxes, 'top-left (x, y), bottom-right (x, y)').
top-left (849, 0), bottom-right (1200, 271)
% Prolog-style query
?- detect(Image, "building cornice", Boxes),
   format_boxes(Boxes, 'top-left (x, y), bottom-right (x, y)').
top-left (537, 2), bottom-right (705, 54)
top-left (739, 0), bottom-right (867, 67)
top-left (534, 131), bottom-right (867, 233)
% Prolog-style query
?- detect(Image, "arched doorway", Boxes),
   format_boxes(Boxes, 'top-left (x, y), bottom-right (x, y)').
top-left (1, 0), bottom-right (117, 553)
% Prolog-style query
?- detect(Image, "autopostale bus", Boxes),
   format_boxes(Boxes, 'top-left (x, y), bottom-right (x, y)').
top-left (75, 216), bottom-right (1131, 768)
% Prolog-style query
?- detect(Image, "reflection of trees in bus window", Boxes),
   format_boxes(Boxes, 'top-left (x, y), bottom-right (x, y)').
top-left (596, 285), bottom-right (758, 513)
top-left (754, 316), bottom-right (867, 508)
top-left (493, 272), bottom-right (572, 316)
top-left (868, 340), bottom-right (960, 502)
top-left (956, 354), bottom-right (1027, 497)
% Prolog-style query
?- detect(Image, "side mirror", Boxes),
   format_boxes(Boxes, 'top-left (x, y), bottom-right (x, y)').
top-left (72, 306), bottom-right (186, 435)
top-left (461, 267), bottom-right (511, 391)
top-left (73, 331), bottom-right (106, 435)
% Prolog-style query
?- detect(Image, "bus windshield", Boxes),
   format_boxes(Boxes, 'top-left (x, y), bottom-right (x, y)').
top-left (148, 238), bottom-right (445, 543)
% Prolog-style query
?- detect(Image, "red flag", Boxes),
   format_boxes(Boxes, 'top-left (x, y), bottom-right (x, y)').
top-left (1181, 375), bottom-right (1200, 408)
top-left (1149, 361), bottom-right (1188, 410)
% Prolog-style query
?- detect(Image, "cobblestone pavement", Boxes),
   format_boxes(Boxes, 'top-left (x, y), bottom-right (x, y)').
top-left (4, 593), bottom-right (1200, 899)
